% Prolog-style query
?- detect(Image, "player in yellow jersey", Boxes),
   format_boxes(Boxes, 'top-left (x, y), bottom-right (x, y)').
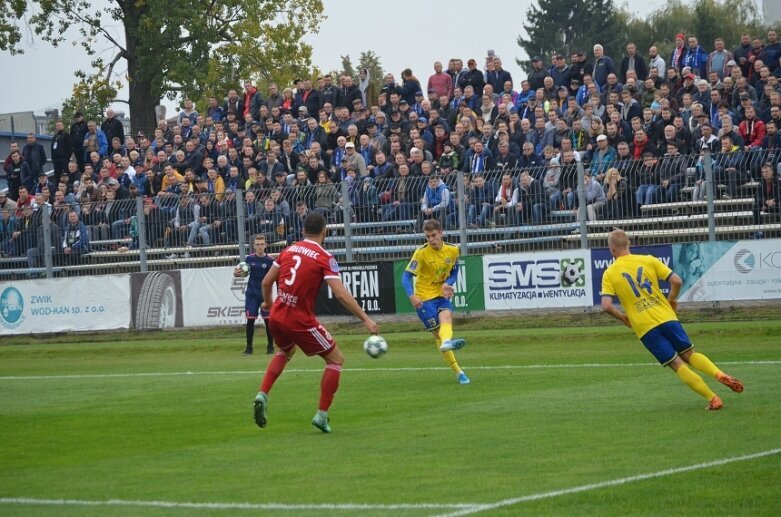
top-left (601, 229), bottom-right (744, 410)
top-left (402, 219), bottom-right (470, 384)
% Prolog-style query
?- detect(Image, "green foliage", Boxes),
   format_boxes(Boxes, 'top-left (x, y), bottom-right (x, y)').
top-left (339, 54), bottom-right (357, 80)
top-left (517, 0), bottom-right (628, 73)
top-left (0, 0), bottom-right (325, 133)
top-left (48, 60), bottom-right (121, 133)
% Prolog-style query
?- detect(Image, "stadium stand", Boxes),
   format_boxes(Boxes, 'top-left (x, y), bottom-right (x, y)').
top-left (2, 30), bottom-right (781, 277)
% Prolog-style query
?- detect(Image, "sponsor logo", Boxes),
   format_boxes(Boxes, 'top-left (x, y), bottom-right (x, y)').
top-left (0, 287), bottom-right (25, 329)
top-left (230, 276), bottom-right (248, 301)
top-left (733, 249), bottom-right (755, 274)
top-left (329, 257), bottom-right (340, 273)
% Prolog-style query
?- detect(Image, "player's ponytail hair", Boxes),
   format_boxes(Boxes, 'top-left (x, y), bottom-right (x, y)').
top-left (303, 211), bottom-right (327, 236)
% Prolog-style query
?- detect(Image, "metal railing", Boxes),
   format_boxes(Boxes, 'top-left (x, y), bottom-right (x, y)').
top-left (1, 150), bottom-right (779, 278)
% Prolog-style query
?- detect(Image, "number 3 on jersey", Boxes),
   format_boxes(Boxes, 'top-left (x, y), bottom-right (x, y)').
top-left (622, 267), bottom-right (652, 297)
top-left (284, 255), bottom-right (303, 286)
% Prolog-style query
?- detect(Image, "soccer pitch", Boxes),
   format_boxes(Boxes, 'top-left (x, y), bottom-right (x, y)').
top-left (1, 319), bottom-right (780, 516)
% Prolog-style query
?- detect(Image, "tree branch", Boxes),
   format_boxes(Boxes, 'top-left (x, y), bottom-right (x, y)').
top-left (105, 50), bottom-right (126, 83)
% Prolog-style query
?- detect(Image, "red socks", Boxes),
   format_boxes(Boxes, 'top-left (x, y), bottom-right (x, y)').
top-left (260, 353), bottom-right (288, 394)
top-left (319, 364), bottom-right (342, 411)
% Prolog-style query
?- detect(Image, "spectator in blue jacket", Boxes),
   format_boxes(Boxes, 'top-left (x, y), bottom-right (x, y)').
top-left (683, 36), bottom-right (709, 78)
top-left (61, 210), bottom-right (90, 264)
top-left (83, 120), bottom-right (108, 162)
top-left (417, 175), bottom-right (452, 230)
top-left (591, 44), bottom-right (616, 88)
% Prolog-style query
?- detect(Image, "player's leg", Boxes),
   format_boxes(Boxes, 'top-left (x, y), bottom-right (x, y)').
top-left (667, 356), bottom-right (722, 410)
top-left (243, 297), bottom-right (261, 355)
top-left (437, 302), bottom-right (466, 353)
top-left (664, 321), bottom-right (744, 394)
top-left (680, 350), bottom-right (744, 393)
top-left (254, 325), bottom-right (295, 428)
top-left (311, 325), bottom-right (342, 433)
top-left (643, 326), bottom-right (720, 409)
top-left (261, 309), bottom-right (274, 354)
top-left (312, 345), bottom-right (344, 434)
top-left (435, 308), bottom-right (469, 384)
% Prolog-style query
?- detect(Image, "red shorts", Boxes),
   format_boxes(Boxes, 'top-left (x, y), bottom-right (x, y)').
top-left (269, 318), bottom-right (336, 357)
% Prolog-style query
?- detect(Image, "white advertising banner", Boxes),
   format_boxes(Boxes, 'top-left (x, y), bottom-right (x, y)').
top-left (675, 239), bottom-right (781, 302)
top-left (483, 250), bottom-right (593, 310)
top-left (177, 266), bottom-right (272, 328)
top-left (0, 275), bottom-right (131, 335)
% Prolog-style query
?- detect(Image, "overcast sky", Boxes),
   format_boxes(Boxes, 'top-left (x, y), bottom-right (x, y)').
top-left (0, 0), bottom-right (671, 116)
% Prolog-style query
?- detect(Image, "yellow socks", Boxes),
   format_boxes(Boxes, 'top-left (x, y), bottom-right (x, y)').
top-left (676, 364), bottom-right (715, 400)
top-left (687, 352), bottom-right (721, 379)
top-left (439, 322), bottom-right (453, 342)
top-left (434, 336), bottom-right (462, 374)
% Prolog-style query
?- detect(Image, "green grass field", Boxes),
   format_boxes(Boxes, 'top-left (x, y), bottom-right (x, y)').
top-left (1, 319), bottom-right (780, 516)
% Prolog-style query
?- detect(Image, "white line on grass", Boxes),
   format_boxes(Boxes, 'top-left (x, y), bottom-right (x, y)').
top-left (0, 360), bottom-right (778, 381)
top-left (2, 448), bottom-right (778, 514)
top-left (431, 447), bottom-right (781, 517)
top-left (0, 498), bottom-right (481, 512)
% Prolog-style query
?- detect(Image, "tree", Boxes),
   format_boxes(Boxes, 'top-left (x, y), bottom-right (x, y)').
top-left (49, 61), bottom-right (121, 133)
top-left (339, 55), bottom-right (357, 81)
top-left (1, 0), bottom-right (325, 134)
top-left (516, 0), bottom-right (627, 73)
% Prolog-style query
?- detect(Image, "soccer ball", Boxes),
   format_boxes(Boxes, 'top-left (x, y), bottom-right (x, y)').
top-left (363, 335), bottom-right (388, 358)
top-left (561, 260), bottom-right (582, 286)
top-left (236, 261), bottom-right (250, 276)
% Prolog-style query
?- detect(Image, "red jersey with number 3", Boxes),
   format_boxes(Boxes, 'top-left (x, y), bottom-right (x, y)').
top-left (270, 238), bottom-right (340, 328)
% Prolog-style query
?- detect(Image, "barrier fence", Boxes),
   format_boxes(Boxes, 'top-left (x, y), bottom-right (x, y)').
top-left (1, 150), bottom-right (780, 280)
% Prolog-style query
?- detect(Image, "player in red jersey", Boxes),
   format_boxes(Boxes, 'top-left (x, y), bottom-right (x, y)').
top-left (253, 212), bottom-right (378, 433)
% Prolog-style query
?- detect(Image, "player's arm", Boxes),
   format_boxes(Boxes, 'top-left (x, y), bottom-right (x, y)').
top-left (601, 295), bottom-right (631, 328)
top-left (441, 262), bottom-right (459, 299)
top-left (260, 263), bottom-right (279, 311)
top-left (667, 272), bottom-right (683, 312)
top-left (325, 277), bottom-right (379, 334)
top-left (401, 270), bottom-right (422, 308)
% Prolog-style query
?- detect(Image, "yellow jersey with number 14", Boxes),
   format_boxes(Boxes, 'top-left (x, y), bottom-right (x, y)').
top-left (601, 254), bottom-right (677, 338)
top-left (405, 242), bottom-right (460, 302)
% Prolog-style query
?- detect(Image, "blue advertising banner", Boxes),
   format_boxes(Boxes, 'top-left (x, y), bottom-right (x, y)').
top-left (590, 245), bottom-right (674, 305)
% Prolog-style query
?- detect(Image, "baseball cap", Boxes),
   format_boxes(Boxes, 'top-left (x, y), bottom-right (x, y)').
top-left (345, 142), bottom-right (355, 148)
top-left (427, 88), bottom-right (436, 93)
top-left (726, 60), bottom-right (737, 67)
top-left (418, 117), bottom-right (428, 124)
top-left (596, 134), bottom-right (608, 142)
top-left (740, 93), bottom-right (750, 100)
top-left (399, 100), bottom-right (408, 105)
top-left (684, 73), bottom-right (695, 80)
top-left (531, 56), bottom-right (542, 62)
top-left (415, 91), bottom-right (423, 96)
top-left (74, 111), bottom-right (84, 118)
top-left (108, 178), bottom-right (119, 186)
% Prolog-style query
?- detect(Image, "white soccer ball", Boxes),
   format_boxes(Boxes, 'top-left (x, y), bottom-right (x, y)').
top-left (237, 261), bottom-right (250, 276)
top-left (561, 260), bottom-right (582, 286)
top-left (363, 335), bottom-right (388, 358)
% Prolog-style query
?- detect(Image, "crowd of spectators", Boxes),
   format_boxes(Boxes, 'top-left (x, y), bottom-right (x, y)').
top-left (3, 29), bottom-right (781, 268)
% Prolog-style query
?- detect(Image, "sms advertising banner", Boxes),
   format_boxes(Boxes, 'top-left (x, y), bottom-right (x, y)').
top-left (673, 239), bottom-right (781, 302)
top-left (590, 245), bottom-right (673, 305)
top-left (316, 262), bottom-right (396, 315)
top-left (0, 275), bottom-right (131, 335)
top-left (483, 250), bottom-right (593, 309)
top-left (393, 255), bottom-right (485, 314)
